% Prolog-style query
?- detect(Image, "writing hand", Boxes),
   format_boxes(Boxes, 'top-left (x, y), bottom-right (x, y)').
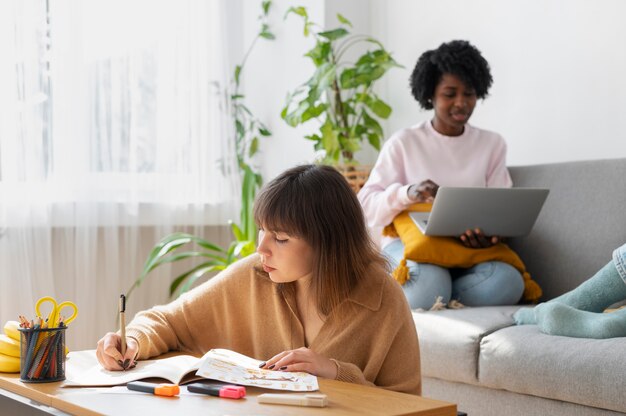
top-left (259, 347), bottom-right (338, 379)
top-left (459, 228), bottom-right (500, 249)
top-left (408, 179), bottom-right (439, 203)
top-left (96, 332), bottom-right (139, 371)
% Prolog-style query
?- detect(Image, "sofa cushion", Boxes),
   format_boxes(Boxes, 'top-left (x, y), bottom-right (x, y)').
top-left (413, 306), bottom-right (519, 384)
top-left (480, 325), bottom-right (626, 413)
top-left (509, 158), bottom-right (626, 301)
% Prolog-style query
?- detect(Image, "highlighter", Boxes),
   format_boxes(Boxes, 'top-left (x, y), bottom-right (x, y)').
top-left (187, 383), bottom-right (246, 399)
top-left (127, 381), bottom-right (180, 397)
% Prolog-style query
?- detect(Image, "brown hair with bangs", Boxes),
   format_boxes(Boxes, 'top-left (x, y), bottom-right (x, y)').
top-left (254, 164), bottom-right (388, 316)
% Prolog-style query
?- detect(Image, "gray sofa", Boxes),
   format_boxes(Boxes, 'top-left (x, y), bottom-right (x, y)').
top-left (415, 158), bottom-right (626, 415)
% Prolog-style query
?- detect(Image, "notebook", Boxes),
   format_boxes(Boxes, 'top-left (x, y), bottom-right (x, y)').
top-left (63, 349), bottom-right (318, 391)
top-left (408, 187), bottom-right (549, 237)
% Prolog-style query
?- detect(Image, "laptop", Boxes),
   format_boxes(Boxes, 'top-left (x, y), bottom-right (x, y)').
top-left (409, 187), bottom-right (549, 237)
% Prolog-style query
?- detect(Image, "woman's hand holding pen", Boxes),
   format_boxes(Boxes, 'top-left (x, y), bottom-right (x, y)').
top-left (259, 347), bottom-right (338, 380)
top-left (96, 332), bottom-right (139, 371)
top-left (408, 179), bottom-right (439, 203)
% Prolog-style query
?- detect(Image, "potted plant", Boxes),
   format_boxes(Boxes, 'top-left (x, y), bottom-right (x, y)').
top-left (125, 1), bottom-right (275, 301)
top-left (281, 6), bottom-right (401, 172)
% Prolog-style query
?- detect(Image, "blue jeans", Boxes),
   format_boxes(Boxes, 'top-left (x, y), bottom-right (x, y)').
top-left (384, 239), bottom-right (525, 310)
top-left (614, 243), bottom-right (626, 284)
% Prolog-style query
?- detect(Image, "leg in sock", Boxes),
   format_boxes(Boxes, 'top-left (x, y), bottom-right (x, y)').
top-left (544, 261), bottom-right (626, 312)
top-left (515, 244), bottom-right (626, 325)
top-left (535, 302), bottom-right (626, 338)
top-left (513, 307), bottom-right (537, 325)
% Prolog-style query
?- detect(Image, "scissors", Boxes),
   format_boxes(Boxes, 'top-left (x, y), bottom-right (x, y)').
top-left (35, 296), bottom-right (79, 328)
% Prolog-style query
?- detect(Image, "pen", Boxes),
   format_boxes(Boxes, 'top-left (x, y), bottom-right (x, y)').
top-left (127, 381), bottom-right (180, 397)
top-left (187, 383), bottom-right (246, 399)
top-left (258, 393), bottom-right (328, 407)
top-left (119, 294), bottom-right (127, 369)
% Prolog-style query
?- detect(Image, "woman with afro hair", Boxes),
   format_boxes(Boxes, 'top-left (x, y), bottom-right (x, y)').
top-left (358, 40), bottom-right (525, 310)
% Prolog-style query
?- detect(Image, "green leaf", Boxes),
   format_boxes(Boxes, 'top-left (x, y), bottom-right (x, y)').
top-left (301, 103), bottom-right (326, 123)
top-left (192, 238), bottom-right (228, 253)
top-left (178, 264), bottom-right (225, 296)
top-left (342, 138), bottom-right (361, 153)
top-left (235, 119), bottom-right (245, 138)
top-left (304, 42), bottom-right (331, 66)
top-left (134, 233), bottom-right (194, 289)
top-left (233, 240), bottom-right (255, 257)
top-left (318, 28), bottom-right (349, 41)
top-left (320, 120), bottom-right (340, 154)
top-left (283, 100), bottom-right (311, 127)
top-left (239, 240), bottom-right (257, 257)
top-left (234, 65), bottom-right (242, 85)
top-left (258, 127), bottom-right (271, 136)
top-left (336, 13), bottom-right (352, 27)
top-left (249, 137), bottom-right (259, 157)
top-left (306, 62), bottom-right (336, 101)
top-left (260, 30), bottom-right (275, 40)
top-left (361, 110), bottom-right (383, 136)
top-left (339, 68), bottom-right (358, 89)
top-left (262, 1), bottom-right (271, 16)
top-left (305, 134), bottom-right (322, 142)
top-left (365, 96), bottom-right (392, 119)
top-left (152, 251), bottom-right (227, 268)
top-left (230, 221), bottom-right (244, 241)
top-left (368, 133), bottom-right (381, 151)
top-left (285, 6), bottom-right (307, 19)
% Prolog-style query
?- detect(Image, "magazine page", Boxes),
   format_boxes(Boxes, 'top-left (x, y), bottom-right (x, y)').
top-left (195, 349), bottom-right (319, 391)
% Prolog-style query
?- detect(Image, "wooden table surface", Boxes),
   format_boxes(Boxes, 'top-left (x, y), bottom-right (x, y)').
top-left (0, 351), bottom-right (456, 416)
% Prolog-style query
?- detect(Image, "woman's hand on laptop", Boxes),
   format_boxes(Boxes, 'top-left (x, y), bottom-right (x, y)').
top-left (459, 228), bottom-right (500, 248)
top-left (408, 179), bottom-right (439, 203)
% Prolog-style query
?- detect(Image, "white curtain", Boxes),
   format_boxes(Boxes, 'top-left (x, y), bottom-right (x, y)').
top-left (0, 0), bottom-right (239, 350)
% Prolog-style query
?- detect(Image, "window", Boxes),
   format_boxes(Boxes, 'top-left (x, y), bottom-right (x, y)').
top-left (0, 0), bottom-right (239, 226)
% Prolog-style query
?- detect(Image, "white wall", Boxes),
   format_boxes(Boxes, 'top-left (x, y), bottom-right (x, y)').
top-left (369, 0), bottom-right (626, 166)
top-left (242, 0), bottom-right (626, 181)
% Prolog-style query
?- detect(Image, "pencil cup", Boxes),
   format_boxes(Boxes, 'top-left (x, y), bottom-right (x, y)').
top-left (19, 326), bottom-right (67, 383)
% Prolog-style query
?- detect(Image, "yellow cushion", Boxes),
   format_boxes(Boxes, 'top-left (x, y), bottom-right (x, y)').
top-left (384, 203), bottom-right (542, 302)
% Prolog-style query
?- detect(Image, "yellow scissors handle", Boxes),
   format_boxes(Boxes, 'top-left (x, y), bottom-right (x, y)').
top-left (35, 296), bottom-right (59, 327)
top-left (56, 301), bottom-right (79, 326)
top-left (35, 296), bottom-right (79, 327)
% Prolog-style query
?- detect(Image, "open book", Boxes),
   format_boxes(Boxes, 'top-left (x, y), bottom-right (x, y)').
top-left (64, 349), bottom-right (319, 391)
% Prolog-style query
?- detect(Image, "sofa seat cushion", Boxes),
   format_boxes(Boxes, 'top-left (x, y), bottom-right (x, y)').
top-left (413, 306), bottom-right (519, 384)
top-left (480, 325), bottom-right (626, 413)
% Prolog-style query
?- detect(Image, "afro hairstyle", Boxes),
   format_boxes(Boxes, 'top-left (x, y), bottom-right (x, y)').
top-left (409, 40), bottom-right (493, 110)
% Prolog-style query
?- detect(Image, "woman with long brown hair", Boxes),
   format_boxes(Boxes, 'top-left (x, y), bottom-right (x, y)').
top-left (96, 164), bottom-right (421, 394)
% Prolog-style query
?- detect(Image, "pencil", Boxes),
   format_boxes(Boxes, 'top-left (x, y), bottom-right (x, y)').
top-left (119, 294), bottom-right (127, 368)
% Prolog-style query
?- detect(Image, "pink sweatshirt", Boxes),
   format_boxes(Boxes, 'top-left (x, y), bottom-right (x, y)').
top-left (358, 121), bottom-right (512, 247)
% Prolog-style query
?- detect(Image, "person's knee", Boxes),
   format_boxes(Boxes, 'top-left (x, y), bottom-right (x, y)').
top-left (403, 263), bottom-right (452, 310)
top-left (454, 262), bottom-right (524, 306)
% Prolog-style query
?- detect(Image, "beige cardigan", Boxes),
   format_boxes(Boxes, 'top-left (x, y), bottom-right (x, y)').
top-left (126, 253), bottom-right (421, 395)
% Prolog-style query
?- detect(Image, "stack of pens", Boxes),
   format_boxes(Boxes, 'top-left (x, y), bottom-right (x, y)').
top-left (18, 317), bottom-right (67, 383)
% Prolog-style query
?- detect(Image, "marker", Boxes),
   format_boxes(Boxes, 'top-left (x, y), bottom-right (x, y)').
top-left (187, 383), bottom-right (246, 399)
top-left (127, 381), bottom-right (180, 397)
top-left (257, 393), bottom-right (328, 407)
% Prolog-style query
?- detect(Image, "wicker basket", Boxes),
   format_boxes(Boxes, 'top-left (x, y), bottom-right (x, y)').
top-left (336, 165), bottom-right (372, 194)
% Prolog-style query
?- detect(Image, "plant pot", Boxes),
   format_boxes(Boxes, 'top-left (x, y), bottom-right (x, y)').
top-left (336, 165), bottom-right (372, 194)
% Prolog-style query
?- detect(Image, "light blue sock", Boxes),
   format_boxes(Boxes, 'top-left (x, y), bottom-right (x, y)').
top-left (535, 302), bottom-right (626, 338)
top-left (513, 307), bottom-right (536, 325)
top-left (514, 259), bottom-right (626, 325)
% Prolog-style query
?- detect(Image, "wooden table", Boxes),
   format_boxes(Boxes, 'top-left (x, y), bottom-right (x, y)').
top-left (0, 352), bottom-right (456, 416)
